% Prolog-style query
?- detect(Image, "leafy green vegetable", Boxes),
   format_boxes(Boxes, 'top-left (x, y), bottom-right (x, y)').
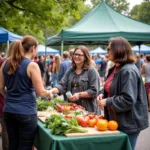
top-left (36, 97), bottom-right (65, 111)
top-left (45, 114), bottom-right (88, 135)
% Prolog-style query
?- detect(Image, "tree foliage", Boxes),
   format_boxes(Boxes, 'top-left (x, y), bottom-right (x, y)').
top-left (138, 0), bottom-right (150, 24)
top-left (130, 0), bottom-right (150, 25)
top-left (0, 0), bottom-right (85, 43)
top-left (130, 5), bottom-right (139, 20)
top-left (90, 0), bottom-right (129, 14)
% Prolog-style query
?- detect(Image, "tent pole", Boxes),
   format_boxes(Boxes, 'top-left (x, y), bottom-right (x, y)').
top-left (7, 40), bottom-right (9, 54)
top-left (61, 41), bottom-right (64, 57)
top-left (139, 45), bottom-right (141, 53)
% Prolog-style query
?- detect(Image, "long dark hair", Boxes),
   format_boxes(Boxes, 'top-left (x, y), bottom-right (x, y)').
top-left (8, 35), bottom-right (38, 74)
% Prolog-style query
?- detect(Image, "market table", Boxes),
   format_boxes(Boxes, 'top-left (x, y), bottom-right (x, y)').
top-left (34, 120), bottom-right (132, 150)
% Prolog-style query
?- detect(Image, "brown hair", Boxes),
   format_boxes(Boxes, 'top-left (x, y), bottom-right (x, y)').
top-left (6, 40), bottom-right (17, 58)
top-left (55, 55), bottom-right (61, 73)
top-left (63, 51), bottom-right (69, 59)
top-left (72, 46), bottom-right (92, 69)
top-left (8, 35), bottom-right (38, 74)
top-left (108, 37), bottom-right (135, 64)
top-left (146, 54), bottom-right (150, 62)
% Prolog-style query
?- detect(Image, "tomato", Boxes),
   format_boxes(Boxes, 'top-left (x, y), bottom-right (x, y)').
top-left (72, 104), bottom-right (77, 108)
top-left (88, 114), bottom-right (95, 119)
top-left (96, 119), bottom-right (108, 131)
top-left (76, 115), bottom-right (89, 127)
top-left (65, 114), bottom-right (73, 118)
top-left (98, 115), bottom-right (104, 119)
top-left (94, 115), bottom-right (100, 121)
top-left (88, 118), bottom-right (97, 127)
top-left (108, 120), bottom-right (118, 131)
top-left (57, 105), bottom-right (64, 112)
top-left (70, 106), bottom-right (75, 110)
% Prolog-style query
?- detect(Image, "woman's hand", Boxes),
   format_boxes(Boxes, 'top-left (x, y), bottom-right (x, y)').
top-left (97, 99), bottom-right (106, 110)
top-left (97, 94), bottom-right (105, 110)
top-left (69, 93), bottom-right (80, 102)
top-left (47, 90), bottom-right (53, 100)
top-left (97, 94), bottom-right (104, 101)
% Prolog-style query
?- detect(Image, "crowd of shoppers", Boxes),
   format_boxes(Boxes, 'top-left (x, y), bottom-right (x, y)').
top-left (0, 36), bottom-right (149, 150)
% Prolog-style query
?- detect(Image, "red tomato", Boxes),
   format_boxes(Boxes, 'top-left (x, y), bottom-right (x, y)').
top-left (76, 115), bottom-right (89, 127)
top-left (88, 118), bottom-right (97, 127)
top-left (98, 115), bottom-right (104, 119)
top-left (88, 114), bottom-right (95, 119)
top-left (94, 115), bottom-right (100, 121)
top-left (65, 114), bottom-right (73, 118)
top-left (57, 105), bottom-right (64, 112)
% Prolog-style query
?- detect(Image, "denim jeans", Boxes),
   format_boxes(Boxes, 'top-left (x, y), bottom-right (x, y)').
top-left (52, 73), bottom-right (58, 87)
top-left (3, 112), bottom-right (37, 150)
top-left (127, 132), bottom-right (140, 150)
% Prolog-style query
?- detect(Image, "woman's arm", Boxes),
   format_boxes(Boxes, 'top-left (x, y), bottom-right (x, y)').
top-left (27, 62), bottom-right (52, 98)
top-left (141, 64), bottom-right (145, 75)
top-left (0, 61), bottom-right (6, 96)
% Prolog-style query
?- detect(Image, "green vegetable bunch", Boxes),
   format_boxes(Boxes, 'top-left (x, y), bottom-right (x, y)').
top-left (45, 114), bottom-right (88, 135)
top-left (36, 98), bottom-right (65, 111)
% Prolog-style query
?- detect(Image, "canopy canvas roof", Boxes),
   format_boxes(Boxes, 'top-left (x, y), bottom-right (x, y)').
top-left (132, 45), bottom-right (150, 54)
top-left (38, 44), bottom-right (59, 55)
top-left (90, 46), bottom-right (107, 54)
top-left (46, 0), bottom-right (150, 47)
top-left (0, 27), bottom-right (22, 43)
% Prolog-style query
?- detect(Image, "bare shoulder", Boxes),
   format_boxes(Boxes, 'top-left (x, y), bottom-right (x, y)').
top-left (28, 61), bottom-right (39, 69)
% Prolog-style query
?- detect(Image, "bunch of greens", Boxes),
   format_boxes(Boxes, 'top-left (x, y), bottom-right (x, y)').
top-left (45, 114), bottom-right (88, 135)
top-left (36, 98), bottom-right (65, 111)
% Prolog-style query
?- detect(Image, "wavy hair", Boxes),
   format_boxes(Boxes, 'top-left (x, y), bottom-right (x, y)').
top-left (72, 46), bottom-right (92, 69)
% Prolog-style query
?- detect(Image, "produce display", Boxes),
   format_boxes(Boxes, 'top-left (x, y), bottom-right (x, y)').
top-left (45, 114), bottom-right (88, 135)
top-left (37, 99), bottom-right (119, 136)
top-left (37, 97), bottom-right (65, 111)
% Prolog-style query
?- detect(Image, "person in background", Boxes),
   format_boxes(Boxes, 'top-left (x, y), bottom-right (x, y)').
top-left (37, 55), bottom-right (45, 85)
top-left (58, 51), bottom-right (71, 100)
top-left (49, 46), bottom-right (101, 113)
top-left (58, 51), bottom-right (71, 82)
top-left (140, 54), bottom-right (145, 64)
top-left (51, 54), bottom-right (61, 86)
top-left (0, 36), bottom-right (52, 150)
top-left (95, 55), bottom-right (102, 74)
top-left (69, 48), bottom-right (75, 61)
top-left (0, 41), bottom-right (16, 150)
top-left (134, 53), bottom-right (144, 72)
top-left (45, 55), bottom-right (52, 87)
top-left (141, 54), bottom-right (150, 112)
top-left (34, 56), bottom-right (39, 63)
top-left (91, 54), bottom-right (96, 68)
top-left (97, 37), bottom-right (149, 150)
top-left (99, 55), bottom-right (107, 86)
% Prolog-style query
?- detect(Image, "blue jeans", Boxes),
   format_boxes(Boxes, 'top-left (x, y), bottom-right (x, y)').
top-left (127, 132), bottom-right (139, 150)
top-left (3, 112), bottom-right (37, 150)
top-left (52, 73), bottom-right (58, 87)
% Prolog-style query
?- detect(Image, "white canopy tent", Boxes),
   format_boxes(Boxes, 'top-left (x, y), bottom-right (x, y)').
top-left (38, 44), bottom-right (59, 55)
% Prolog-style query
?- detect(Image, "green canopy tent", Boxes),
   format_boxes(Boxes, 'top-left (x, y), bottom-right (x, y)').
top-left (46, 0), bottom-right (150, 55)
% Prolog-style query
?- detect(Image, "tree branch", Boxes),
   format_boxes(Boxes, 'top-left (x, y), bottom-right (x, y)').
top-left (5, 0), bottom-right (42, 17)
